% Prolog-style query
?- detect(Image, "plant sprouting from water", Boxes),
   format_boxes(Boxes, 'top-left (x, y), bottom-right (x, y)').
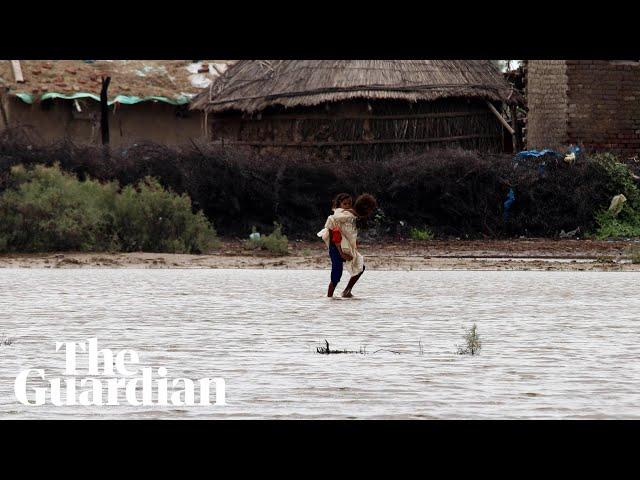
top-left (457, 323), bottom-right (481, 355)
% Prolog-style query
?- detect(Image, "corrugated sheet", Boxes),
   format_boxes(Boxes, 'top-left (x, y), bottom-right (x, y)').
top-left (0, 60), bottom-right (234, 105)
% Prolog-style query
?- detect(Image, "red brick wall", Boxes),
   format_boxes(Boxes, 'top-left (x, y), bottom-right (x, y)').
top-left (566, 60), bottom-right (640, 158)
top-left (525, 60), bottom-right (568, 149)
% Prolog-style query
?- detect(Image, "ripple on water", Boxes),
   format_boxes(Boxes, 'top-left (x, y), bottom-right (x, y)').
top-left (1, 268), bottom-right (640, 419)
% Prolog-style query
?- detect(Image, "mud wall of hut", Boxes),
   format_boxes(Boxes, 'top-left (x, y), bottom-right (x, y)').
top-left (208, 98), bottom-right (504, 160)
top-left (0, 95), bottom-right (205, 146)
top-left (526, 60), bottom-right (640, 157)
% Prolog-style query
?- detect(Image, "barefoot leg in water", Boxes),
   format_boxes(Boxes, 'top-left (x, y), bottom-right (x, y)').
top-left (342, 265), bottom-right (365, 297)
top-left (327, 282), bottom-right (337, 297)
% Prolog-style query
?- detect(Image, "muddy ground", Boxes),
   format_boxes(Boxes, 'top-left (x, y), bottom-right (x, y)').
top-left (1, 238), bottom-right (640, 271)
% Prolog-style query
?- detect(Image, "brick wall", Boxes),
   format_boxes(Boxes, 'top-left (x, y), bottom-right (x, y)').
top-left (525, 60), bottom-right (568, 149)
top-left (566, 60), bottom-right (640, 158)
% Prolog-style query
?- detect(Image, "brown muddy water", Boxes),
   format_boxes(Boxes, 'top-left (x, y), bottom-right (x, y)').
top-left (1, 268), bottom-right (639, 419)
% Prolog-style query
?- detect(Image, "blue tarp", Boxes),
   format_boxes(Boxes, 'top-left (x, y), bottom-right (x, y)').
top-left (503, 188), bottom-right (515, 221)
top-left (514, 146), bottom-right (581, 161)
top-left (514, 149), bottom-right (562, 159)
top-left (512, 146), bottom-right (582, 176)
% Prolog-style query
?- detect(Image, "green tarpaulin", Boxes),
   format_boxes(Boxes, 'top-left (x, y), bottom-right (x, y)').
top-left (14, 92), bottom-right (191, 106)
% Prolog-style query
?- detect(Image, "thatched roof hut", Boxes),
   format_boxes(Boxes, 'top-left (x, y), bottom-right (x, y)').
top-left (191, 60), bottom-right (520, 159)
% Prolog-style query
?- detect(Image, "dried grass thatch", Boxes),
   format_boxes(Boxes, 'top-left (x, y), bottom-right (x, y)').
top-left (191, 60), bottom-right (520, 113)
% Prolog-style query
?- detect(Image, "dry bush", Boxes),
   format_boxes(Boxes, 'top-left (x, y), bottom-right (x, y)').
top-left (2, 129), bottom-right (637, 239)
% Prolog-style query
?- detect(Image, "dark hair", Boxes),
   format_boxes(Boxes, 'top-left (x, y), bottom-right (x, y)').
top-left (354, 193), bottom-right (377, 218)
top-left (332, 192), bottom-right (353, 210)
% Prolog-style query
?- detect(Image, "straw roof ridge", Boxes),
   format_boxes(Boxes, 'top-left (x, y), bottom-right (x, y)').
top-left (191, 60), bottom-right (520, 113)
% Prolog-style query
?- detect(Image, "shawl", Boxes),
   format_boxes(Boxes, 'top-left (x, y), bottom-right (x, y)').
top-left (317, 208), bottom-right (364, 277)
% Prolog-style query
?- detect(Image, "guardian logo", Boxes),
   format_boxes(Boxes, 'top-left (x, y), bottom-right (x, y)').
top-left (14, 338), bottom-right (226, 407)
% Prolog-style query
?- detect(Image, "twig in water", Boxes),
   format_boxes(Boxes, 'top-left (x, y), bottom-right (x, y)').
top-left (316, 340), bottom-right (402, 355)
top-left (316, 340), bottom-right (358, 354)
top-left (315, 340), bottom-right (404, 355)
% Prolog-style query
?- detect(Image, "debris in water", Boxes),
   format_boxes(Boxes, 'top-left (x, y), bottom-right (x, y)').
top-left (316, 340), bottom-right (358, 354)
top-left (316, 340), bottom-right (401, 355)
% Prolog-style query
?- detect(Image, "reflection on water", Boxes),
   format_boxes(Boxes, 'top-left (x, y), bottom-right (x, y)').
top-left (1, 268), bottom-right (639, 419)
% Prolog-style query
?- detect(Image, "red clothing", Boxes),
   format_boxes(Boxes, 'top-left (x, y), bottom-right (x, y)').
top-left (330, 227), bottom-right (342, 244)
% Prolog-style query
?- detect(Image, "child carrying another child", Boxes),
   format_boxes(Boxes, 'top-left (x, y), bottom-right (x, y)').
top-left (318, 193), bottom-right (377, 298)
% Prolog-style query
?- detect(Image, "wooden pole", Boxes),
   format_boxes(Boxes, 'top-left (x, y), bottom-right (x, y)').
top-left (10, 61), bottom-right (24, 83)
top-left (0, 90), bottom-right (9, 129)
top-left (510, 103), bottom-right (521, 152)
top-left (100, 76), bottom-right (111, 145)
top-left (485, 100), bottom-right (515, 135)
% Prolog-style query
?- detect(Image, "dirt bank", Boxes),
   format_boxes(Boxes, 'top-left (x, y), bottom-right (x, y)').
top-left (1, 239), bottom-right (640, 271)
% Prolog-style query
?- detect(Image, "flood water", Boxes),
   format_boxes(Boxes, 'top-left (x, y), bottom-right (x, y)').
top-left (1, 268), bottom-right (639, 419)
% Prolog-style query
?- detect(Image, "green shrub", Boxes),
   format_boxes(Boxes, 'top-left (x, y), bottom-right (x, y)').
top-left (114, 177), bottom-right (218, 253)
top-left (410, 227), bottom-right (434, 241)
top-left (594, 208), bottom-right (640, 239)
top-left (590, 154), bottom-right (640, 239)
top-left (0, 164), bottom-right (118, 252)
top-left (592, 153), bottom-right (640, 205)
top-left (262, 223), bottom-right (289, 255)
top-left (244, 222), bottom-right (289, 255)
top-left (0, 164), bottom-right (218, 253)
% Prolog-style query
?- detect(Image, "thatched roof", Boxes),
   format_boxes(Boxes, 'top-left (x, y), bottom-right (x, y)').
top-left (0, 60), bottom-right (236, 105)
top-left (190, 60), bottom-right (520, 113)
